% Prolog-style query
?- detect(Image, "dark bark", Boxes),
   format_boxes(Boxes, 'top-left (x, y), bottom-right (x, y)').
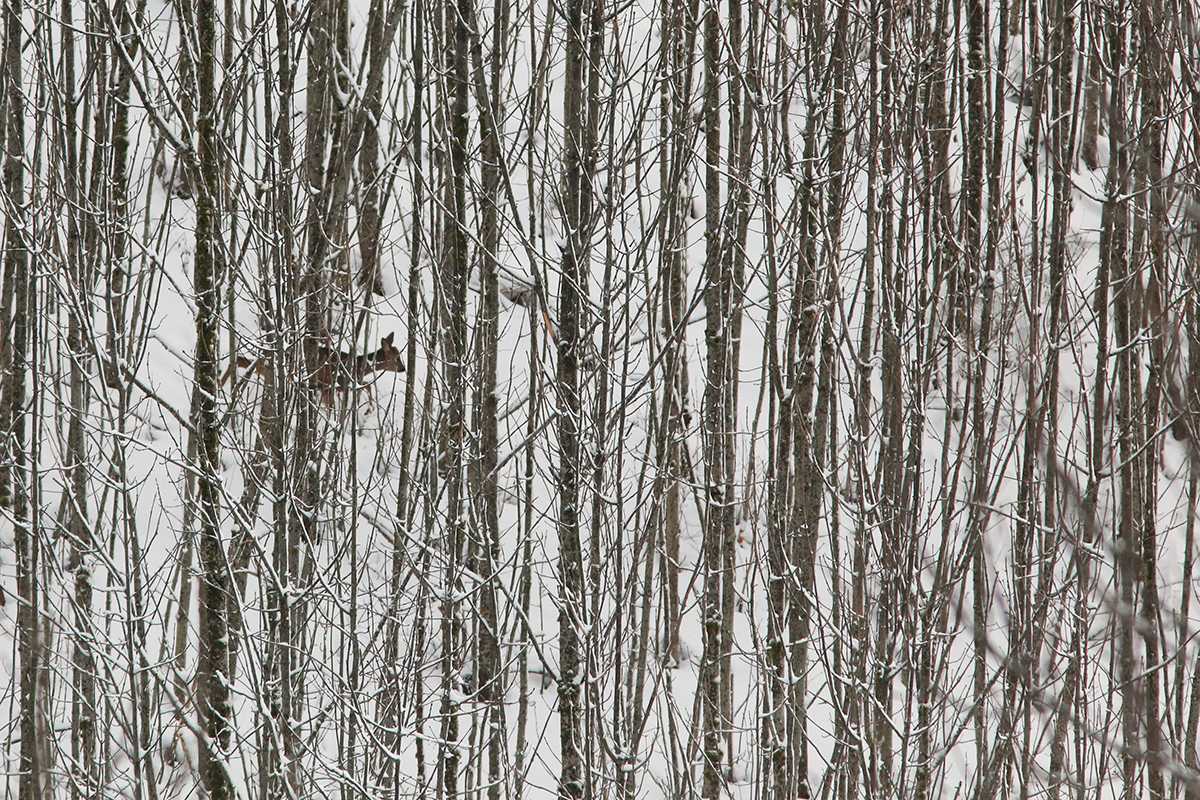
top-left (471, 0), bottom-right (510, 791)
top-left (699, 0), bottom-right (728, 793)
top-left (557, 0), bottom-right (589, 792)
top-left (872, 1), bottom-right (897, 794)
top-left (1137, 0), bottom-right (1166, 794)
top-left (103, 0), bottom-right (137, 389)
top-left (193, 0), bottom-right (232, 791)
top-left (439, 0), bottom-right (471, 792)
top-left (4, 0), bottom-right (36, 792)
top-left (58, 0), bottom-right (97, 795)
top-left (383, 0), bottom-right (423, 786)
top-left (1079, 2), bottom-right (1100, 170)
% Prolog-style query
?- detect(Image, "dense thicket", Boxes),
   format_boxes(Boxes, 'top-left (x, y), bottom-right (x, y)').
top-left (1, 0), bottom-right (1199, 798)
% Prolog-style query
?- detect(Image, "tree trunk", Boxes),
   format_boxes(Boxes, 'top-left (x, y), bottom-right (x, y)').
top-left (699, 0), bottom-right (728, 793)
top-left (1137, 0), bottom-right (1166, 792)
top-left (557, 0), bottom-right (589, 792)
top-left (193, 0), bottom-right (232, 791)
top-left (472, 0), bottom-right (509, 791)
top-left (59, 1), bottom-right (98, 794)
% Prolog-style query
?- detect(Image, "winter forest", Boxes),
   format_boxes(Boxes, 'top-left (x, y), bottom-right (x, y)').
top-left (1, 0), bottom-right (1198, 795)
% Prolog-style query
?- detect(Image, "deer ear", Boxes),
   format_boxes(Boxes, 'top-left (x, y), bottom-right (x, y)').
top-left (383, 332), bottom-right (395, 346)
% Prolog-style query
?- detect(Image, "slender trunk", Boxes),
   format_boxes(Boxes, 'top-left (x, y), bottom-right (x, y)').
top-left (558, 0), bottom-right (589, 791)
top-left (1102, 10), bottom-right (1134, 800)
top-left (260, 0), bottom-right (296, 789)
top-left (383, 0), bottom-right (423, 786)
top-left (759, 13), bottom-right (790, 798)
top-left (439, 0), bottom-right (471, 792)
top-left (656, 0), bottom-right (690, 669)
top-left (872, 0), bottom-right (897, 793)
top-left (699, 0), bottom-right (728, 793)
top-left (1138, 2), bottom-right (1167, 796)
top-left (1079, 2), bottom-right (1100, 170)
top-left (514, 300), bottom-right (537, 800)
top-left (719, 0), bottom-right (750, 776)
top-left (60, 1), bottom-right (97, 794)
top-left (849, 7), bottom-right (878, 795)
top-left (104, 0), bottom-right (137, 389)
top-left (964, 0), bottom-right (992, 789)
top-left (194, 0), bottom-right (232, 788)
top-left (357, 0), bottom-right (389, 296)
top-left (471, 0), bottom-right (509, 790)
top-left (5, 0), bottom-right (35, 793)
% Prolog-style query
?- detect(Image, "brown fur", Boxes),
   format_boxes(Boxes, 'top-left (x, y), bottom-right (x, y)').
top-left (222, 332), bottom-right (403, 406)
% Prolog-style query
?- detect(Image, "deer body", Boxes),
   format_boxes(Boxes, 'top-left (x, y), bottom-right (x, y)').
top-left (222, 332), bottom-right (402, 406)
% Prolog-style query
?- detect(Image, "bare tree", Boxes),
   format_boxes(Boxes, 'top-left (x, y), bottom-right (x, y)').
top-left (191, 0), bottom-right (232, 791)
top-left (4, 0), bottom-right (36, 790)
top-left (557, 0), bottom-right (590, 794)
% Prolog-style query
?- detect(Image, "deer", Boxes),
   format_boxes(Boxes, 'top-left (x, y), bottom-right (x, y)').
top-left (316, 332), bottom-right (403, 406)
top-left (221, 332), bottom-right (403, 406)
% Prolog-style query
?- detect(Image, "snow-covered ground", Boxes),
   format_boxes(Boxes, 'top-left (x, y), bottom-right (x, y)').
top-left (2, 0), bottom-right (1198, 798)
